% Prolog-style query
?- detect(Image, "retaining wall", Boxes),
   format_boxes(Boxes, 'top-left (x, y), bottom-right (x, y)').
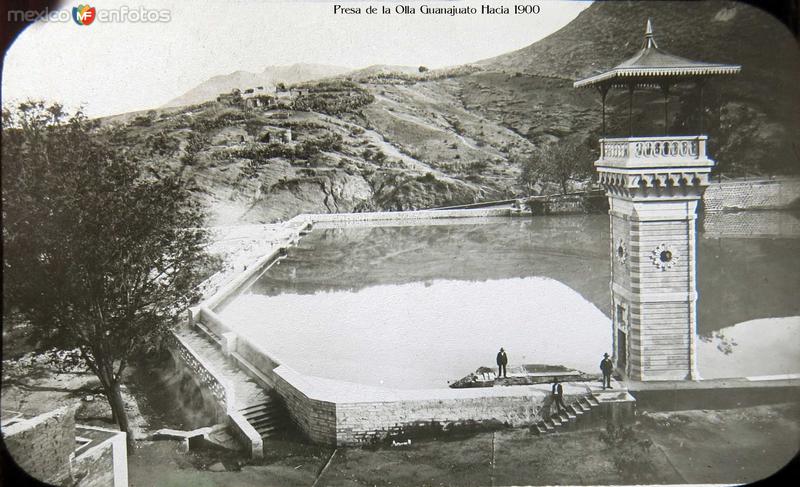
top-left (701, 210), bottom-right (800, 238)
top-left (168, 331), bottom-right (234, 424)
top-left (270, 365), bottom-right (588, 446)
top-left (191, 304), bottom-right (587, 447)
top-left (703, 177), bottom-right (800, 212)
top-left (306, 207), bottom-right (511, 224)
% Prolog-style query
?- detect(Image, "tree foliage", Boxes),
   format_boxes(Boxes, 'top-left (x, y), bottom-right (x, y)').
top-left (519, 140), bottom-right (594, 194)
top-left (2, 101), bottom-right (211, 441)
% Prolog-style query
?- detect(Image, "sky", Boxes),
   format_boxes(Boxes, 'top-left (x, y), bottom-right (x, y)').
top-left (3, 0), bottom-right (591, 117)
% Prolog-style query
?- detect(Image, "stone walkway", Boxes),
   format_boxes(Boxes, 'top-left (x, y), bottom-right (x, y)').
top-left (174, 326), bottom-right (269, 409)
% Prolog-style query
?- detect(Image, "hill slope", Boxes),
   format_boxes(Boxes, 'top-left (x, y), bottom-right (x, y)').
top-left (110, 1), bottom-right (798, 224)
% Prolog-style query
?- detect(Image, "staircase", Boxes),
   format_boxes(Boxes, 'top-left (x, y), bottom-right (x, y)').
top-left (532, 395), bottom-right (602, 435)
top-left (238, 393), bottom-right (290, 439)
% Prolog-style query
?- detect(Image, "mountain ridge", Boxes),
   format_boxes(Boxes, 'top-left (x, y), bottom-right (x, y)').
top-left (163, 63), bottom-right (353, 108)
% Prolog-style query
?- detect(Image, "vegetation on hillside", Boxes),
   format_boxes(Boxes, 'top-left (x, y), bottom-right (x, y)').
top-left (85, 1), bottom-right (798, 225)
top-left (519, 140), bottom-right (595, 194)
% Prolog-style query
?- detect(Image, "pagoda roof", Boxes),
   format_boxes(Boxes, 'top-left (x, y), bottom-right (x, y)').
top-left (574, 19), bottom-right (741, 88)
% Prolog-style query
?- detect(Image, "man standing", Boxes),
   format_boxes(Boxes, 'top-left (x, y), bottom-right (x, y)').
top-left (600, 352), bottom-right (614, 389)
top-left (496, 347), bottom-right (508, 379)
top-left (552, 377), bottom-right (566, 414)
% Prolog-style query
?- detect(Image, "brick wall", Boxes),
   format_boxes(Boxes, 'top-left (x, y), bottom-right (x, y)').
top-left (703, 177), bottom-right (800, 212)
top-left (2, 406), bottom-right (76, 484)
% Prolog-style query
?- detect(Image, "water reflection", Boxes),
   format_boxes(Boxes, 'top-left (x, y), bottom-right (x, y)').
top-left (220, 213), bottom-right (800, 386)
top-left (220, 277), bottom-right (611, 389)
top-left (697, 317), bottom-right (800, 379)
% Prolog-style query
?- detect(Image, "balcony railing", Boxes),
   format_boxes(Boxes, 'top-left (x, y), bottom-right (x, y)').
top-left (599, 136), bottom-right (708, 166)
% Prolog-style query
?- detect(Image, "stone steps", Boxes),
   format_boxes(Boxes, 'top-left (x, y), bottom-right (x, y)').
top-left (239, 394), bottom-right (290, 439)
top-left (532, 394), bottom-right (602, 436)
top-left (174, 327), bottom-right (269, 407)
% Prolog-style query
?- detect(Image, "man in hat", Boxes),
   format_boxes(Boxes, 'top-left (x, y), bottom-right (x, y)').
top-left (551, 377), bottom-right (566, 414)
top-left (600, 352), bottom-right (614, 389)
top-left (496, 347), bottom-right (508, 379)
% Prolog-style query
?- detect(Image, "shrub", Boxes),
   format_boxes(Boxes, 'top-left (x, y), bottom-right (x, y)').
top-left (182, 132), bottom-right (208, 165)
top-left (599, 423), bottom-right (654, 482)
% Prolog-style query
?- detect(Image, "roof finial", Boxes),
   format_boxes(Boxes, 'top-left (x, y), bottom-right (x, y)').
top-left (644, 18), bottom-right (658, 49)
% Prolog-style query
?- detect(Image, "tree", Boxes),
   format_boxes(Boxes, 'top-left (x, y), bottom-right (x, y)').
top-left (519, 140), bottom-right (594, 194)
top-left (2, 102), bottom-right (211, 445)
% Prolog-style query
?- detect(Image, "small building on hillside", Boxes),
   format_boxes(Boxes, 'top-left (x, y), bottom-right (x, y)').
top-left (259, 126), bottom-right (292, 143)
top-left (243, 93), bottom-right (277, 109)
top-left (217, 89), bottom-right (243, 106)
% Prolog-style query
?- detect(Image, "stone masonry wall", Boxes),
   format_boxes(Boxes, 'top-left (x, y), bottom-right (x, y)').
top-left (268, 362), bottom-right (586, 446)
top-left (335, 393), bottom-right (569, 446)
top-left (307, 207), bottom-right (510, 223)
top-left (703, 177), bottom-right (800, 212)
top-left (702, 210), bottom-right (800, 238)
top-left (272, 373), bottom-right (337, 445)
top-left (2, 406), bottom-right (76, 484)
top-left (169, 332), bottom-right (231, 421)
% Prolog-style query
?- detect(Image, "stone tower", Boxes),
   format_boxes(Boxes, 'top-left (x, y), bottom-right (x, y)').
top-left (597, 138), bottom-right (713, 380)
top-left (574, 20), bottom-right (739, 381)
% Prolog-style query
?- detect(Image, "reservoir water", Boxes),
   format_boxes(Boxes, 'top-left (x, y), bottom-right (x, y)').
top-left (219, 212), bottom-right (800, 388)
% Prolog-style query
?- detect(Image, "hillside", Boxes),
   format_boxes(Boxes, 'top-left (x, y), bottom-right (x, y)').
top-left (163, 63), bottom-right (352, 108)
top-left (106, 0), bottom-right (798, 224)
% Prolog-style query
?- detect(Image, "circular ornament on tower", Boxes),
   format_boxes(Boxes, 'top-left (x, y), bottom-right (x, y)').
top-left (651, 243), bottom-right (678, 270)
top-left (616, 238), bottom-right (628, 265)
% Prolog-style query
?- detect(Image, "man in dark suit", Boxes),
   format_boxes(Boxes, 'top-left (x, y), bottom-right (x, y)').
top-left (552, 377), bottom-right (566, 414)
top-left (600, 352), bottom-right (614, 389)
top-left (496, 347), bottom-right (508, 378)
